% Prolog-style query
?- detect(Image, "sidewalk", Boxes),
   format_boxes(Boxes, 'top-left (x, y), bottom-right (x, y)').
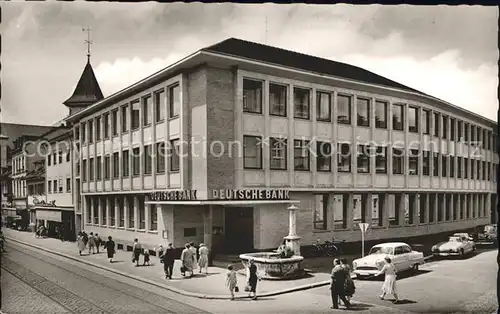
top-left (3, 229), bottom-right (331, 300)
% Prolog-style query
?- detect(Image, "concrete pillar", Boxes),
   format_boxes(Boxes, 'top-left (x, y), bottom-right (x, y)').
top-left (90, 196), bottom-right (95, 225)
top-left (486, 194), bottom-right (491, 220)
top-left (284, 204), bottom-right (301, 256)
top-left (134, 196), bottom-right (139, 229)
top-left (145, 195), bottom-right (150, 230)
top-left (449, 194), bottom-right (454, 221)
top-left (398, 193), bottom-right (405, 226)
top-left (203, 205), bottom-right (213, 250)
top-left (98, 197), bottom-right (103, 225)
top-left (124, 196), bottom-right (129, 228)
top-left (365, 193), bottom-right (373, 225)
top-left (433, 193), bottom-right (439, 223)
top-left (114, 197), bottom-right (120, 227)
top-left (82, 196), bottom-right (88, 224)
top-left (424, 193), bottom-right (430, 224)
top-left (413, 194), bottom-right (419, 225)
top-left (106, 197), bottom-right (111, 227)
top-left (380, 194), bottom-right (389, 228)
top-left (346, 193), bottom-right (354, 230)
top-left (456, 194), bottom-right (461, 220)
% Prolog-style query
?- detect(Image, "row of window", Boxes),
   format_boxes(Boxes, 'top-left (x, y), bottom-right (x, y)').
top-left (47, 151), bottom-right (71, 166)
top-left (313, 193), bottom-right (490, 230)
top-left (47, 178), bottom-right (71, 194)
top-left (77, 84), bottom-right (180, 144)
top-left (243, 135), bottom-right (498, 180)
top-left (85, 195), bottom-right (158, 231)
top-left (242, 78), bottom-right (497, 151)
top-left (12, 156), bottom-right (25, 174)
top-left (81, 140), bottom-right (180, 182)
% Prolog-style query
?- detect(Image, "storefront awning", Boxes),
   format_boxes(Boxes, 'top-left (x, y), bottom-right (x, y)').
top-left (36, 209), bottom-right (62, 222)
top-left (144, 200), bottom-right (301, 206)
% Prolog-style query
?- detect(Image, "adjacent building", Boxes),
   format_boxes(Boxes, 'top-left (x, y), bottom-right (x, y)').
top-left (64, 38), bottom-right (497, 254)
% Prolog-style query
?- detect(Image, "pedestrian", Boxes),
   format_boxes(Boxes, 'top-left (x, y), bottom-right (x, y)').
top-left (226, 265), bottom-right (238, 300)
top-left (247, 259), bottom-right (260, 300)
top-left (330, 259), bottom-right (351, 310)
top-left (190, 242), bottom-right (198, 272)
top-left (95, 233), bottom-right (102, 253)
top-left (157, 244), bottom-right (165, 261)
top-left (132, 238), bottom-right (142, 267)
top-left (82, 231), bottom-right (89, 246)
top-left (59, 225), bottom-right (65, 242)
top-left (162, 243), bottom-right (175, 279)
top-left (103, 236), bottom-right (115, 263)
top-left (376, 257), bottom-right (399, 303)
top-left (198, 243), bottom-right (209, 274)
top-left (143, 248), bottom-right (151, 266)
top-left (76, 232), bottom-right (86, 256)
top-left (0, 230), bottom-right (5, 253)
top-left (341, 258), bottom-right (355, 303)
top-left (180, 243), bottom-right (195, 278)
top-left (88, 232), bottom-right (96, 254)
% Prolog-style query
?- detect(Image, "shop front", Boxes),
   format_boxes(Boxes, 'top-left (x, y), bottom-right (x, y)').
top-left (35, 206), bottom-right (76, 241)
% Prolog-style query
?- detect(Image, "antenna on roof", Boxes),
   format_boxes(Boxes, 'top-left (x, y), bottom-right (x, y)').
top-left (82, 26), bottom-right (93, 62)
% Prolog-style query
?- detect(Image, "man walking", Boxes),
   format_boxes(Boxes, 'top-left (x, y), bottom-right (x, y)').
top-left (330, 259), bottom-right (351, 310)
top-left (162, 243), bottom-right (175, 279)
top-left (88, 232), bottom-right (96, 254)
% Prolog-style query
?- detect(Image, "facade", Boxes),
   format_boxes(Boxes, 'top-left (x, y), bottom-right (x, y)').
top-left (65, 38), bottom-right (498, 254)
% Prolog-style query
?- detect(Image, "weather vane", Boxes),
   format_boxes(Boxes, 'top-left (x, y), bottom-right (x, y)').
top-left (82, 26), bottom-right (93, 61)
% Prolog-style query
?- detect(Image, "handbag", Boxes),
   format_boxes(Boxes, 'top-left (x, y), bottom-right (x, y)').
top-left (244, 285), bottom-right (251, 292)
top-left (234, 286), bottom-right (239, 293)
top-left (180, 266), bottom-right (186, 273)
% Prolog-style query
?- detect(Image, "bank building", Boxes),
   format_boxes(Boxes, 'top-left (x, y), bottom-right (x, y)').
top-left (61, 38), bottom-right (497, 253)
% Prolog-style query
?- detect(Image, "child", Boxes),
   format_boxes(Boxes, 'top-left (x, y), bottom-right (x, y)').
top-left (226, 265), bottom-right (238, 300)
top-left (143, 249), bottom-right (151, 266)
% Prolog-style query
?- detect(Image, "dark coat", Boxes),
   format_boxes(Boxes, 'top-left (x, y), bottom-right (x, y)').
top-left (162, 248), bottom-right (176, 264)
top-left (104, 240), bottom-right (115, 258)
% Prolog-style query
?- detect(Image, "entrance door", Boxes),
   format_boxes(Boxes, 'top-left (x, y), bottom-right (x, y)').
top-left (224, 207), bottom-right (254, 254)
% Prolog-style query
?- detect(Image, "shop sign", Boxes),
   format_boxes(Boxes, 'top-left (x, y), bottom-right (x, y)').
top-left (149, 190), bottom-right (198, 202)
top-left (212, 189), bottom-right (290, 201)
top-left (36, 209), bottom-right (62, 222)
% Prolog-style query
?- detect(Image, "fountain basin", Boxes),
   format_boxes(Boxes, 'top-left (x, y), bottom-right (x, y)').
top-left (239, 252), bottom-right (306, 280)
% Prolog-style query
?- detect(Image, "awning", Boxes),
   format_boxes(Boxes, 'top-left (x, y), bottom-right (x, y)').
top-left (144, 200), bottom-right (301, 206)
top-left (36, 209), bottom-right (62, 222)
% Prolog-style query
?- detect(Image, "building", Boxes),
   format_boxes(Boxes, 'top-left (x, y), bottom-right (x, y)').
top-left (65, 38), bottom-right (498, 254)
top-left (26, 160), bottom-right (46, 218)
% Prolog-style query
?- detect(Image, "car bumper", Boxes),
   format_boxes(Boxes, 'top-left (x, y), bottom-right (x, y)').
top-left (432, 251), bottom-right (460, 256)
top-left (353, 269), bottom-right (380, 277)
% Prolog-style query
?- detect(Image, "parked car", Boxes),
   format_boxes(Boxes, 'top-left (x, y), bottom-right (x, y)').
top-left (431, 235), bottom-right (475, 257)
top-left (352, 242), bottom-right (425, 279)
top-left (453, 232), bottom-right (474, 241)
top-left (477, 224), bottom-right (497, 242)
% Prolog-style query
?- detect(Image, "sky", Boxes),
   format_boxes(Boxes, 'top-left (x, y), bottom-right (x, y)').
top-left (1, 3), bottom-right (498, 125)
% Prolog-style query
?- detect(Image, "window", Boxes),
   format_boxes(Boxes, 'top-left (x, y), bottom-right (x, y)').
top-left (48, 181), bottom-right (52, 193)
top-left (409, 149), bottom-right (419, 175)
top-left (316, 92), bottom-right (331, 122)
top-left (337, 143), bottom-right (351, 172)
top-left (103, 113), bottom-right (110, 139)
top-left (392, 104), bottom-right (404, 131)
top-left (131, 101), bottom-right (140, 130)
top-left (121, 105), bottom-right (129, 133)
top-left (314, 194), bottom-right (328, 230)
top-left (144, 145), bottom-right (152, 175)
top-left (487, 162), bottom-right (491, 181)
top-left (169, 139), bottom-right (180, 172)
top-left (482, 161), bottom-right (486, 180)
top-left (457, 157), bottom-right (462, 178)
top-left (390, 194), bottom-right (401, 226)
top-left (316, 141), bottom-right (332, 172)
top-left (423, 151), bottom-right (430, 176)
top-left (243, 79), bottom-right (262, 114)
top-left (243, 136), bottom-right (262, 169)
top-left (464, 123), bottom-right (469, 141)
top-left (96, 156), bottom-right (102, 180)
top-left (75, 126), bottom-right (80, 141)
top-left (139, 197), bottom-right (145, 229)
top-left (294, 139), bottom-right (310, 171)
top-left (88, 120), bottom-right (94, 143)
top-left (434, 112), bottom-right (440, 137)
top-left (393, 148), bottom-right (404, 174)
top-left (110, 198), bottom-right (115, 226)
top-left (81, 123), bottom-right (86, 143)
top-left (48, 154), bottom-right (51, 166)
top-left (457, 120), bottom-right (463, 141)
top-left (184, 228), bottom-right (197, 237)
top-left (142, 95), bottom-right (152, 126)
top-left (156, 142), bottom-right (165, 174)
top-left (169, 84), bottom-right (181, 118)
top-left (150, 203), bottom-right (157, 231)
top-left (96, 117), bottom-right (102, 141)
top-left (450, 156), bottom-right (455, 178)
top-left (471, 125), bottom-right (476, 142)
top-left (464, 158), bottom-right (469, 179)
top-left (477, 127), bottom-right (482, 147)
top-left (122, 150), bottom-right (129, 177)
top-left (450, 118), bottom-right (456, 141)
top-left (127, 196), bottom-right (134, 228)
top-left (470, 159), bottom-right (475, 179)
top-left (66, 178), bottom-right (71, 192)
top-left (132, 147), bottom-right (140, 176)
top-left (89, 158), bottom-right (94, 181)
top-left (113, 152), bottom-right (119, 179)
top-left (155, 89), bottom-right (165, 122)
top-left (337, 95), bottom-right (351, 124)
top-left (486, 131), bottom-right (491, 150)
top-left (375, 100), bottom-right (387, 129)
top-left (442, 115), bottom-right (448, 139)
top-left (112, 110), bottom-right (118, 136)
top-left (58, 151), bottom-right (62, 164)
top-left (293, 88), bottom-right (310, 119)
top-left (408, 106), bottom-right (419, 133)
top-left (357, 97), bottom-right (370, 127)
top-left (422, 109), bottom-right (430, 135)
top-left (270, 137), bottom-right (287, 170)
top-left (357, 144), bottom-right (370, 173)
top-left (494, 134), bottom-right (498, 153)
top-left (442, 155), bottom-right (447, 177)
top-left (54, 180), bottom-right (58, 194)
top-left (269, 83), bottom-right (287, 117)
top-left (82, 159), bottom-right (87, 182)
top-left (52, 152), bottom-right (57, 165)
top-left (375, 146), bottom-right (387, 174)
top-left (104, 155), bottom-right (110, 179)
top-left (66, 152), bottom-right (70, 162)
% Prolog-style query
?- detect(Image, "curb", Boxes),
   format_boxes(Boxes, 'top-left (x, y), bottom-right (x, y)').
top-left (5, 236), bottom-right (330, 300)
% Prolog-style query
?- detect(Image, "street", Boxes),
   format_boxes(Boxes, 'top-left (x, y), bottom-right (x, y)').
top-left (1, 239), bottom-right (496, 314)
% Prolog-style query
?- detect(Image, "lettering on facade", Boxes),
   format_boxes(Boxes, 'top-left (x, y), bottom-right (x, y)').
top-left (212, 189), bottom-right (290, 201)
top-left (149, 190), bottom-right (198, 202)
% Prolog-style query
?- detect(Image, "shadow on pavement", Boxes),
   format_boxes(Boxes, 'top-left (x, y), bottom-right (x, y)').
top-left (394, 299), bottom-right (417, 305)
top-left (347, 302), bottom-right (375, 311)
top-left (356, 269), bottom-right (432, 281)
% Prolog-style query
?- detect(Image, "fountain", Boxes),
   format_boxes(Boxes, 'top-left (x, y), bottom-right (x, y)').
top-left (239, 204), bottom-right (306, 280)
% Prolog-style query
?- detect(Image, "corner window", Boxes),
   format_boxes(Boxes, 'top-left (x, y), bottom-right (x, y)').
top-left (316, 92), bottom-right (331, 122)
top-left (316, 141), bottom-right (332, 172)
top-left (337, 143), bottom-right (351, 172)
top-left (243, 79), bottom-right (262, 114)
top-left (337, 95), bottom-right (351, 125)
top-left (392, 104), bottom-right (404, 131)
top-left (168, 84), bottom-right (181, 118)
top-left (392, 148), bottom-right (404, 174)
top-left (293, 88), bottom-right (310, 120)
top-left (408, 106), bottom-right (419, 133)
top-left (375, 100), bottom-right (387, 129)
top-left (142, 95), bottom-right (152, 126)
top-left (270, 137), bottom-right (287, 170)
top-left (169, 139), bottom-right (180, 172)
top-left (375, 146), bottom-right (387, 174)
top-left (356, 144), bottom-right (370, 173)
top-left (131, 101), bottom-right (140, 130)
top-left (155, 89), bottom-right (165, 123)
top-left (269, 83), bottom-right (287, 117)
top-left (356, 98), bottom-right (370, 127)
top-left (294, 139), bottom-right (310, 171)
top-left (243, 136), bottom-right (262, 169)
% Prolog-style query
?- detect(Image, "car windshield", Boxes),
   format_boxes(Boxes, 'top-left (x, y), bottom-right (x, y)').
top-left (369, 246), bottom-right (393, 255)
top-left (449, 237), bottom-right (461, 242)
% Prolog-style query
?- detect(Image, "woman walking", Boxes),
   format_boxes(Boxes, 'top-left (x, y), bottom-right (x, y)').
top-left (247, 259), bottom-right (260, 300)
top-left (132, 238), bottom-right (142, 267)
top-left (341, 258), bottom-right (355, 303)
top-left (180, 243), bottom-right (195, 278)
top-left (226, 265), bottom-right (238, 300)
top-left (104, 236), bottom-right (115, 263)
top-left (376, 257), bottom-right (399, 303)
top-left (198, 243), bottom-right (209, 274)
top-left (189, 242), bottom-right (198, 272)
top-left (76, 232), bottom-right (86, 256)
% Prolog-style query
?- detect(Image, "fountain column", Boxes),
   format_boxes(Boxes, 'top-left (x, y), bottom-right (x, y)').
top-left (284, 204), bottom-right (301, 256)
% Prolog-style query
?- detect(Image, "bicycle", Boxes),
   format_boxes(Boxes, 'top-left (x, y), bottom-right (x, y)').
top-left (312, 238), bottom-right (345, 257)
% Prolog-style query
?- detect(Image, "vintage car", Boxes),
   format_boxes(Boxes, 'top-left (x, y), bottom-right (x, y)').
top-left (352, 242), bottom-right (425, 279)
top-left (431, 235), bottom-right (475, 257)
top-left (477, 224), bottom-right (497, 242)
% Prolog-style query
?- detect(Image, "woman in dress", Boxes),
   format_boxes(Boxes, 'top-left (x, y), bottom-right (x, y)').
top-left (104, 236), bottom-right (115, 263)
top-left (376, 257), bottom-right (399, 303)
top-left (198, 243), bottom-right (209, 274)
top-left (180, 243), bottom-right (195, 278)
top-left (76, 232), bottom-right (86, 256)
top-left (226, 265), bottom-right (238, 300)
top-left (341, 258), bottom-right (355, 302)
top-left (189, 242), bottom-right (198, 272)
top-left (247, 259), bottom-right (260, 300)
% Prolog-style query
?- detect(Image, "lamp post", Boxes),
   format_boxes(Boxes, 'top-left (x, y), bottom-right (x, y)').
top-left (284, 203), bottom-right (301, 256)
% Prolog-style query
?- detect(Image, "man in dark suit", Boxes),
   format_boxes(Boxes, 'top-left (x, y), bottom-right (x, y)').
top-left (330, 259), bottom-right (351, 310)
top-left (162, 243), bottom-right (176, 279)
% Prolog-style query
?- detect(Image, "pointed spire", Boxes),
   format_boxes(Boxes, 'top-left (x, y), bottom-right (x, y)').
top-left (63, 59), bottom-right (104, 108)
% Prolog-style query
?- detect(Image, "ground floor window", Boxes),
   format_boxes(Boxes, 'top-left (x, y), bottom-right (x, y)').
top-left (86, 197), bottom-right (91, 223)
top-left (333, 194), bottom-right (347, 229)
top-left (372, 194), bottom-right (383, 227)
top-left (138, 195), bottom-right (145, 229)
top-left (118, 198), bottom-right (124, 227)
top-left (437, 194), bottom-right (444, 222)
top-left (93, 198), bottom-right (99, 224)
top-left (127, 196), bottom-right (134, 228)
top-left (429, 194), bottom-right (435, 223)
top-left (313, 194), bottom-right (328, 230)
top-left (390, 194), bottom-right (400, 226)
top-left (110, 197), bottom-right (115, 226)
top-left (352, 194), bottom-right (366, 225)
top-left (419, 194), bottom-right (426, 223)
top-left (150, 205), bottom-right (157, 231)
top-left (102, 198), bottom-right (107, 226)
